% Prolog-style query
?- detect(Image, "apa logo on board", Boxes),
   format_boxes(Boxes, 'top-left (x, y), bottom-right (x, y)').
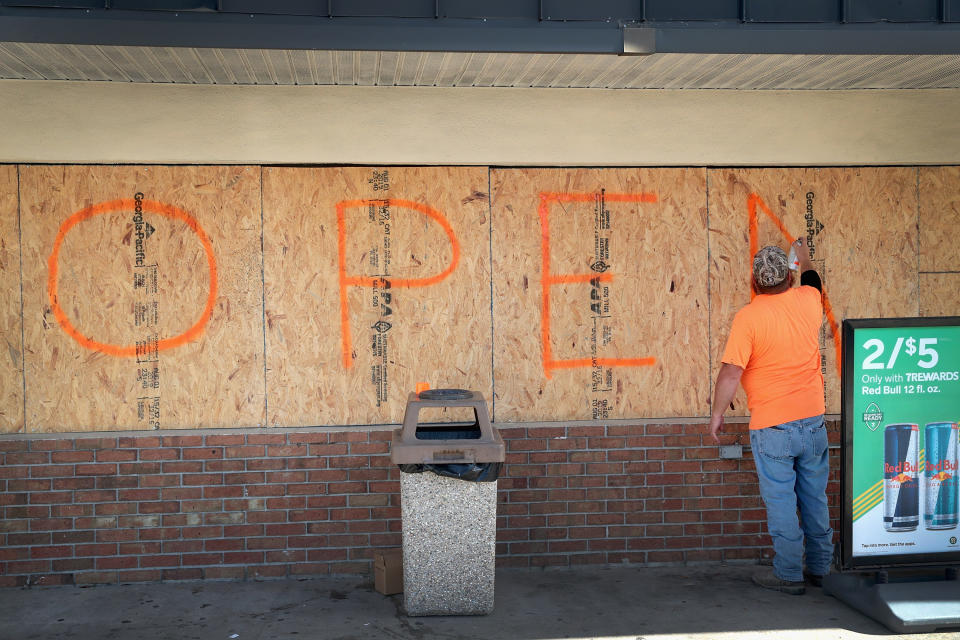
top-left (371, 321), bottom-right (392, 334)
top-left (590, 260), bottom-right (610, 273)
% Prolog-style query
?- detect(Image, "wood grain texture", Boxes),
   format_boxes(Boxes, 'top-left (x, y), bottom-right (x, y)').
top-left (919, 166), bottom-right (960, 273)
top-left (263, 166), bottom-right (492, 426)
top-left (920, 273), bottom-right (960, 317)
top-left (491, 168), bottom-right (709, 422)
top-left (0, 165), bottom-right (23, 433)
top-left (19, 165), bottom-right (264, 431)
top-left (708, 168), bottom-right (918, 416)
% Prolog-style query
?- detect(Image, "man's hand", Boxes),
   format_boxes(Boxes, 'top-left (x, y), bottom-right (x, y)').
top-left (708, 413), bottom-right (725, 444)
top-left (709, 363), bottom-right (744, 444)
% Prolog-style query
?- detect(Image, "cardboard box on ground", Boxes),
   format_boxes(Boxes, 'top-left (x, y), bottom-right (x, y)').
top-left (375, 548), bottom-right (403, 595)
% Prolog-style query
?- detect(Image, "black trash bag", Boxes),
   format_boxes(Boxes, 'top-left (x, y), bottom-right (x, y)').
top-left (398, 462), bottom-right (502, 482)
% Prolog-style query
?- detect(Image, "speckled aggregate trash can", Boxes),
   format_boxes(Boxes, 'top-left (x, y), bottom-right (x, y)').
top-left (391, 389), bottom-right (505, 616)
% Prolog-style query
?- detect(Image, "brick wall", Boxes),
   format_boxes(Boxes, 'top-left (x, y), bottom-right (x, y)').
top-left (0, 420), bottom-right (841, 587)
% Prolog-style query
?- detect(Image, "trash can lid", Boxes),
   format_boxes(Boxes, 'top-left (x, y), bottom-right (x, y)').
top-left (417, 388), bottom-right (472, 401)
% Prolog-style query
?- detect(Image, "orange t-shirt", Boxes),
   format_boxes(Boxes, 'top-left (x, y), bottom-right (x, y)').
top-left (721, 285), bottom-right (825, 430)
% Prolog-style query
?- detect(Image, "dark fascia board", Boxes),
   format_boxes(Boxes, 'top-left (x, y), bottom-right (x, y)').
top-left (2, 7), bottom-right (960, 55)
top-left (0, 7), bottom-right (625, 53)
top-left (629, 22), bottom-right (960, 55)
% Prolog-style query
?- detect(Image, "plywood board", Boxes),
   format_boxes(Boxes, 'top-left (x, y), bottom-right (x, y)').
top-left (490, 168), bottom-right (709, 422)
top-left (708, 168), bottom-right (918, 416)
top-left (919, 166), bottom-right (960, 273)
top-left (263, 167), bottom-right (492, 426)
top-left (920, 274), bottom-right (960, 317)
top-left (19, 165), bottom-right (265, 431)
top-left (0, 165), bottom-right (23, 433)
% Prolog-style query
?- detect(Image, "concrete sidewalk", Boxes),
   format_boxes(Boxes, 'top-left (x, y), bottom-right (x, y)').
top-left (1, 564), bottom-right (957, 640)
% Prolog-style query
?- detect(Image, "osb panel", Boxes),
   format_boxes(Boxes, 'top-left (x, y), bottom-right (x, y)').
top-left (919, 166), bottom-right (960, 273)
top-left (490, 168), bottom-right (709, 422)
top-left (0, 165), bottom-right (23, 433)
top-left (708, 168), bottom-right (918, 416)
top-left (263, 167), bottom-right (492, 426)
top-left (19, 166), bottom-right (264, 432)
top-left (920, 273), bottom-right (960, 317)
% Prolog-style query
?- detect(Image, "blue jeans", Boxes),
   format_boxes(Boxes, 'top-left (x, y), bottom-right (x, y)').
top-left (750, 415), bottom-right (834, 582)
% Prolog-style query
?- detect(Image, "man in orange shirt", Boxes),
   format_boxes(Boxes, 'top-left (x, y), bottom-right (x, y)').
top-left (709, 239), bottom-right (833, 596)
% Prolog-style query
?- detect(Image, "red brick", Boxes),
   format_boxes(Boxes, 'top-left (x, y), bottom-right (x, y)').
top-left (140, 555), bottom-right (180, 567)
top-left (52, 557), bottom-right (95, 571)
top-left (75, 438), bottom-right (119, 450)
top-left (139, 527), bottom-right (181, 541)
top-left (327, 456), bottom-right (368, 469)
top-left (28, 465), bottom-right (73, 478)
top-left (203, 566), bottom-right (245, 580)
top-left (163, 462), bottom-right (204, 473)
top-left (52, 530), bottom-right (95, 544)
top-left (119, 489), bottom-right (160, 501)
top-left (161, 487), bottom-right (203, 500)
top-left (139, 501), bottom-right (180, 514)
top-left (289, 563), bottom-right (330, 576)
top-left (163, 436), bottom-right (203, 447)
top-left (119, 436), bottom-right (161, 448)
top-left (225, 446), bottom-right (264, 458)
top-left (52, 477), bottom-right (95, 491)
top-left (51, 451), bottom-right (94, 463)
top-left (182, 447), bottom-right (223, 460)
top-left (0, 465), bottom-right (29, 478)
top-left (94, 530), bottom-right (136, 543)
top-left (29, 491), bottom-right (74, 504)
top-left (76, 464), bottom-right (117, 476)
top-left (0, 440), bottom-right (29, 452)
top-left (97, 476), bottom-right (140, 489)
top-left (247, 434), bottom-right (286, 445)
top-left (267, 444), bottom-right (308, 457)
top-left (181, 553), bottom-right (223, 565)
top-left (328, 431), bottom-right (369, 444)
top-left (207, 461), bottom-right (248, 473)
top-left (205, 435), bottom-right (246, 446)
top-left (349, 442), bottom-right (389, 455)
top-left (119, 542), bottom-right (161, 555)
top-left (246, 458), bottom-right (284, 471)
top-left (117, 569), bottom-right (164, 583)
top-left (8, 532), bottom-right (49, 544)
top-left (645, 424), bottom-right (682, 435)
top-left (31, 545), bottom-right (73, 559)
top-left (288, 433), bottom-right (329, 444)
top-left (75, 571), bottom-right (118, 584)
top-left (97, 449), bottom-right (137, 462)
top-left (181, 474), bottom-right (222, 486)
top-left (163, 568), bottom-right (203, 581)
top-left (204, 513), bottom-right (245, 525)
top-left (7, 560), bottom-right (52, 573)
top-left (223, 472), bottom-right (265, 484)
top-left (140, 449), bottom-right (179, 461)
top-left (7, 452), bottom-right (50, 464)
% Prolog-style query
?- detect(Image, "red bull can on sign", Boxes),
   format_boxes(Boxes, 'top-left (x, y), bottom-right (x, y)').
top-left (884, 423), bottom-right (919, 532)
top-left (924, 422), bottom-right (958, 530)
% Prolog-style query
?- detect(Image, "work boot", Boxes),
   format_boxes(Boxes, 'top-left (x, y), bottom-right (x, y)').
top-left (803, 571), bottom-right (827, 587)
top-left (751, 568), bottom-right (806, 595)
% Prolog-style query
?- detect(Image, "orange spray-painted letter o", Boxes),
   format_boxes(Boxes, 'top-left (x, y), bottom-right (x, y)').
top-left (47, 198), bottom-right (218, 357)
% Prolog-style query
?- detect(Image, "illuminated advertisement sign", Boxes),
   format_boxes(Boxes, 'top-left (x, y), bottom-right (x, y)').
top-left (841, 318), bottom-right (960, 570)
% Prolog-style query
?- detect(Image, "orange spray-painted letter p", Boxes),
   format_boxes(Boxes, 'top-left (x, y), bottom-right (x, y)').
top-left (337, 198), bottom-right (461, 368)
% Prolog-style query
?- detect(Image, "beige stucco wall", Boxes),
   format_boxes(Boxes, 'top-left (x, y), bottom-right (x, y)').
top-left (1, 80), bottom-right (959, 165)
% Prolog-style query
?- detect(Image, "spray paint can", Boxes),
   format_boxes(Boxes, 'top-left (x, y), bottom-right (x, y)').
top-left (787, 245), bottom-right (799, 271)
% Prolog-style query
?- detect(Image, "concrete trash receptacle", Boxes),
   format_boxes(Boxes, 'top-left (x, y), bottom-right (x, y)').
top-left (390, 389), bottom-right (505, 616)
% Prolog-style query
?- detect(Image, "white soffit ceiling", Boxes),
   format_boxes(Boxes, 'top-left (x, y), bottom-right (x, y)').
top-left (1, 43), bottom-right (959, 90)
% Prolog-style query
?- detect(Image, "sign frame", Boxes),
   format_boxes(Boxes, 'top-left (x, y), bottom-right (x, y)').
top-left (841, 316), bottom-right (960, 571)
